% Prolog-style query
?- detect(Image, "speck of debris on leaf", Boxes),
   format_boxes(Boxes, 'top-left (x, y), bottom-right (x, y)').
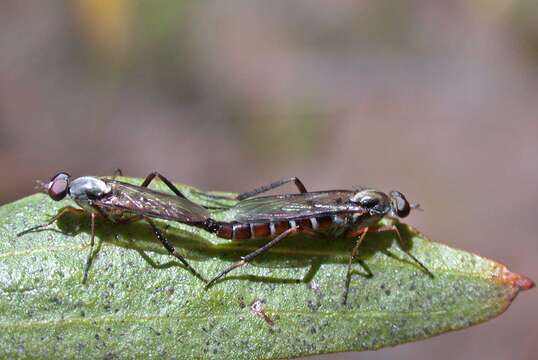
top-left (307, 300), bottom-right (320, 311)
top-left (250, 299), bottom-right (274, 327)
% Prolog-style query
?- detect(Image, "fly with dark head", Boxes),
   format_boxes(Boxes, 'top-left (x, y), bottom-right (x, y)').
top-left (199, 177), bottom-right (432, 304)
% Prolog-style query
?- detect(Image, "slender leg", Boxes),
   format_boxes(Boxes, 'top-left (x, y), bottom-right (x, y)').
top-left (206, 226), bottom-right (300, 288)
top-left (140, 171), bottom-right (188, 199)
top-left (236, 177), bottom-right (308, 201)
top-left (374, 224), bottom-right (433, 277)
top-left (112, 168), bottom-right (123, 179)
top-left (342, 227), bottom-right (369, 305)
top-left (141, 174), bottom-right (309, 203)
top-left (17, 207), bottom-right (85, 236)
top-left (82, 213), bottom-right (97, 284)
top-left (144, 217), bottom-right (206, 283)
top-left (341, 224), bottom-right (433, 304)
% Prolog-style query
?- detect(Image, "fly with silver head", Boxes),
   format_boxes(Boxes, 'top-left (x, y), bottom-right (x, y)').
top-left (19, 171), bottom-right (209, 284)
top-left (46, 172), bottom-right (112, 209)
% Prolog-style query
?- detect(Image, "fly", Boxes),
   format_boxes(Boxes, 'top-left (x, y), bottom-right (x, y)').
top-left (18, 171), bottom-right (209, 283)
top-left (197, 177), bottom-right (432, 304)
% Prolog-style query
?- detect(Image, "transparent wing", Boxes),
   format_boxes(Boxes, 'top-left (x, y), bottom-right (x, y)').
top-left (223, 191), bottom-right (362, 222)
top-left (94, 181), bottom-right (209, 223)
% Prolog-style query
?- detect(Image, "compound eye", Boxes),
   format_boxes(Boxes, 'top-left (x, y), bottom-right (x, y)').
top-left (47, 172), bottom-right (70, 201)
top-left (390, 191), bottom-right (411, 218)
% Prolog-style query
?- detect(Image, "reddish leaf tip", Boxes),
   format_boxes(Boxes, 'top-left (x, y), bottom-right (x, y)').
top-left (515, 276), bottom-right (534, 291)
top-left (501, 268), bottom-right (534, 291)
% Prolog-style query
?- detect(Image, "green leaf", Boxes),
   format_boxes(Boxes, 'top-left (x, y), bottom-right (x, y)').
top-left (0, 178), bottom-right (533, 359)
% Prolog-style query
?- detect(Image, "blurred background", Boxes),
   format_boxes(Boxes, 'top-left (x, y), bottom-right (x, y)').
top-left (0, 1), bottom-right (536, 359)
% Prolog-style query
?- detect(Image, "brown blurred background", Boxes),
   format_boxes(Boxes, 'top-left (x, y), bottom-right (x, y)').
top-left (1, 1), bottom-right (536, 359)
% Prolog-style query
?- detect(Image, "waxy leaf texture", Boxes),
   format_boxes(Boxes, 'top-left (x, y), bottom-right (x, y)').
top-left (0, 178), bottom-right (533, 359)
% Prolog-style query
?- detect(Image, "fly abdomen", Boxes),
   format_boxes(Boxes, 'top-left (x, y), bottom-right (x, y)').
top-left (273, 220), bottom-right (291, 235)
top-left (209, 222), bottom-right (254, 240)
top-left (216, 223), bottom-right (234, 239)
top-left (202, 218), bottom-right (232, 239)
top-left (233, 223), bottom-right (252, 240)
top-left (202, 220), bottom-right (250, 240)
top-left (251, 223), bottom-right (271, 238)
top-left (213, 221), bottom-right (285, 240)
top-left (264, 216), bottom-right (335, 238)
top-left (209, 214), bottom-right (342, 241)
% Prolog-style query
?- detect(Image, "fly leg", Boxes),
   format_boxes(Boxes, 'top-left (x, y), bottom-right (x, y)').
top-left (115, 215), bottom-right (190, 270)
top-left (374, 224), bottom-right (433, 277)
top-left (342, 224), bottom-right (433, 304)
top-left (236, 177), bottom-right (308, 200)
top-left (206, 226), bottom-right (300, 288)
top-left (17, 207), bottom-right (85, 236)
top-left (196, 176), bottom-right (309, 203)
top-left (139, 172), bottom-right (231, 210)
top-left (139, 174), bottom-right (309, 203)
top-left (138, 171), bottom-right (229, 205)
top-left (144, 217), bottom-right (206, 283)
top-left (342, 227), bottom-right (370, 305)
top-left (82, 213), bottom-right (99, 284)
top-left (17, 206), bottom-right (103, 284)
top-left (140, 171), bottom-right (189, 199)
top-left (112, 168), bottom-right (123, 179)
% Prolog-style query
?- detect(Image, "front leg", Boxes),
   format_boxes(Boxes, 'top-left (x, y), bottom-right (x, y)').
top-left (371, 224), bottom-right (433, 277)
top-left (17, 206), bottom-right (85, 236)
top-left (342, 224), bottom-right (433, 304)
top-left (342, 227), bottom-right (370, 305)
top-left (82, 212), bottom-right (98, 284)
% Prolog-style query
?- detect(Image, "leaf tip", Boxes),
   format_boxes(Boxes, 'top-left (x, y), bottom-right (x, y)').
top-left (501, 268), bottom-right (534, 291)
top-left (515, 275), bottom-right (534, 291)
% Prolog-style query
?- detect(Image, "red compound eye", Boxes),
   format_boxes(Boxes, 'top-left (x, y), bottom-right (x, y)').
top-left (47, 172), bottom-right (70, 201)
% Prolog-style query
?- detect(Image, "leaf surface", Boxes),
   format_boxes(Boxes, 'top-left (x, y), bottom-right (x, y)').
top-left (0, 178), bottom-right (533, 359)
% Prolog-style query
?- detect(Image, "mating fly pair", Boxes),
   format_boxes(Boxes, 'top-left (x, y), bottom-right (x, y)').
top-left (19, 172), bottom-right (431, 302)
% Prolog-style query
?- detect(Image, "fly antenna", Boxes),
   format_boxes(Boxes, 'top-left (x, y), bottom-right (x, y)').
top-left (410, 203), bottom-right (423, 212)
top-left (34, 179), bottom-right (48, 193)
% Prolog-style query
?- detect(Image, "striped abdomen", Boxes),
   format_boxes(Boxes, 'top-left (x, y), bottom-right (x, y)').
top-left (210, 214), bottom-right (349, 241)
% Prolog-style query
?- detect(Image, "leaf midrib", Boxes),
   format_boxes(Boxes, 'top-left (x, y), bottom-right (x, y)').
top-left (0, 301), bottom-right (501, 330)
top-left (0, 241), bottom-right (504, 288)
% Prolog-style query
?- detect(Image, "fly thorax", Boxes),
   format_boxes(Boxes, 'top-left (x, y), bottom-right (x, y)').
top-left (69, 177), bottom-right (111, 207)
top-left (351, 211), bottom-right (379, 226)
top-left (332, 214), bottom-right (349, 226)
top-left (350, 190), bottom-right (392, 217)
top-left (351, 212), bottom-right (364, 225)
top-left (326, 214), bottom-right (353, 237)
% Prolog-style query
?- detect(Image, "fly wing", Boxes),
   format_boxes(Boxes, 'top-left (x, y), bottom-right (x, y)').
top-left (223, 190), bottom-right (360, 222)
top-left (94, 181), bottom-right (209, 223)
